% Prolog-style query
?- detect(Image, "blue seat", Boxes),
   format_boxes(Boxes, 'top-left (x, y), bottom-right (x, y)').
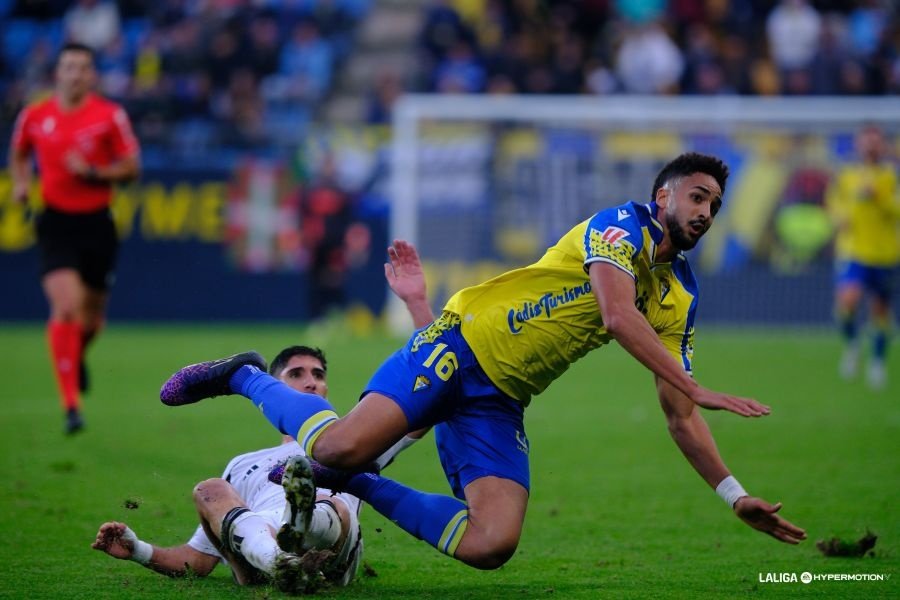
top-left (2, 19), bottom-right (40, 63)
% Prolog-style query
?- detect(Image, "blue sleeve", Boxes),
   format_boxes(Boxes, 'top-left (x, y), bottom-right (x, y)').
top-left (582, 203), bottom-right (644, 279)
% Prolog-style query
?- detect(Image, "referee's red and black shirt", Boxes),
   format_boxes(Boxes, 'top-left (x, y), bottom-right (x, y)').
top-left (12, 93), bottom-right (140, 213)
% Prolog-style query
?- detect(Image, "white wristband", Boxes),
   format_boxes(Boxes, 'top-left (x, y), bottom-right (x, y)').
top-left (715, 475), bottom-right (748, 508)
top-left (122, 526), bottom-right (153, 564)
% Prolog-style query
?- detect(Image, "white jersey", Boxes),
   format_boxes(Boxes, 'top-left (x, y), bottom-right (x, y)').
top-left (187, 442), bottom-right (361, 561)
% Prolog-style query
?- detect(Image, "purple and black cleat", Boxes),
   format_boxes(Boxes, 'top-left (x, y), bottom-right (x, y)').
top-left (268, 456), bottom-right (379, 492)
top-left (160, 351), bottom-right (267, 406)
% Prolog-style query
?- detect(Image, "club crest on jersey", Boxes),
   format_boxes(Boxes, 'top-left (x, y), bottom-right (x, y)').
top-left (413, 375), bottom-right (431, 392)
top-left (601, 226), bottom-right (630, 246)
top-left (659, 277), bottom-right (671, 302)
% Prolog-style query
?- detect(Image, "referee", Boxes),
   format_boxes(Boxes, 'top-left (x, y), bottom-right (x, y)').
top-left (9, 43), bottom-right (141, 434)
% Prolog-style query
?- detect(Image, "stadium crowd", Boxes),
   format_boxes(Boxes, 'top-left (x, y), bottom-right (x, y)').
top-left (3, 1), bottom-right (897, 142)
top-left (417, 0), bottom-right (899, 98)
top-left (1, 0), bottom-right (371, 151)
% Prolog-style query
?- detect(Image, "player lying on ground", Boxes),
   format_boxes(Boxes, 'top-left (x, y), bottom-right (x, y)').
top-left (94, 348), bottom-right (368, 593)
top-left (161, 154), bottom-right (806, 571)
top-left (95, 247), bottom-right (433, 591)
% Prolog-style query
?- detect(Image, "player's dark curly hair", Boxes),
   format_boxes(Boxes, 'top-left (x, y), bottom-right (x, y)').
top-left (651, 152), bottom-right (729, 202)
top-left (269, 345), bottom-right (327, 376)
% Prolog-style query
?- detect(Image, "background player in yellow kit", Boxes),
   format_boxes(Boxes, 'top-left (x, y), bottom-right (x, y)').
top-left (162, 153), bottom-right (806, 570)
top-left (827, 125), bottom-right (900, 389)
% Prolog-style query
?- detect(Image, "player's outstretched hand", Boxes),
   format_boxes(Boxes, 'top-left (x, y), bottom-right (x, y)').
top-left (692, 388), bottom-right (770, 417)
top-left (92, 521), bottom-right (136, 560)
top-left (385, 239), bottom-right (427, 304)
top-left (734, 497), bottom-right (807, 544)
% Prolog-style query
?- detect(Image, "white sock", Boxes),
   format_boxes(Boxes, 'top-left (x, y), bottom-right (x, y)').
top-left (301, 501), bottom-right (342, 550)
top-left (229, 512), bottom-right (281, 575)
top-left (374, 435), bottom-right (419, 469)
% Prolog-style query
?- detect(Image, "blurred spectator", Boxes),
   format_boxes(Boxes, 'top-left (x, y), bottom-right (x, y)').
top-left (680, 23), bottom-right (725, 94)
top-left (615, 22), bottom-right (684, 94)
top-left (420, 0), bottom-right (473, 63)
top-left (584, 58), bottom-right (618, 95)
top-left (766, 0), bottom-right (822, 72)
top-left (278, 21), bottom-right (334, 102)
top-left (614, 0), bottom-right (665, 24)
top-left (809, 14), bottom-right (854, 94)
top-left (215, 68), bottom-right (265, 148)
top-left (64, 0), bottom-right (121, 52)
top-left (246, 15), bottom-right (281, 78)
top-left (847, 0), bottom-right (887, 58)
top-left (96, 34), bottom-right (132, 99)
top-left (433, 39), bottom-right (486, 93)
top-left (301, 154), bottom-right (357, 319)
top-left (366, 70), bottom-right (402, 125)
top-left (719, 34), bottom-right (753, 94)
top-left (205, 27), bottom-right (244, 90)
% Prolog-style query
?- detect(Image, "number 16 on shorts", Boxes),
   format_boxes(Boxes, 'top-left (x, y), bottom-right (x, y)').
top-left (422, 343), bottom-right (458, 381)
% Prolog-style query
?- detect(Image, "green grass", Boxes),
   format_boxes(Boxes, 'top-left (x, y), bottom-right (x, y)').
top-left (0, 322), bottom-right (897, 599)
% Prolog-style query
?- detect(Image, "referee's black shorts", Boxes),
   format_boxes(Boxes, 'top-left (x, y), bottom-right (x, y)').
top-left (35, 206), bottom-right (119, 291)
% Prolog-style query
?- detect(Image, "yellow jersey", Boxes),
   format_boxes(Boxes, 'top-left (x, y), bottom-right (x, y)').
top-left (826, 162), bottom-right (900, 267)
top-left (443, 201), bottom-right (698, 404)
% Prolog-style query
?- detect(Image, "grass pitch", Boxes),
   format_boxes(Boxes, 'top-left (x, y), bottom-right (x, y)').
top-left (0, 322), bottom-right (897, 599)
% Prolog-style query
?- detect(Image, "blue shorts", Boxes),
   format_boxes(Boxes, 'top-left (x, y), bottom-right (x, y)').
top-left (363, 313), bottom-right (530, 497)
top-left (835, 261), bottom-right (897, 301)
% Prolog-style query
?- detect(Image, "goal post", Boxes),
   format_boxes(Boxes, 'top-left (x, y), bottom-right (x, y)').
top-left (388, 95), bottom-right (900, 333)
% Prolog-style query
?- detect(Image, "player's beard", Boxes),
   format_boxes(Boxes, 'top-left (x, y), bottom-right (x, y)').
top-left (666, 211), bottom-right (701, 251)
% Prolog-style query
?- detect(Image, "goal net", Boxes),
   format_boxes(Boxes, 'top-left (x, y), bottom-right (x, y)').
top-left (388, 95), bottom-right (900, 333)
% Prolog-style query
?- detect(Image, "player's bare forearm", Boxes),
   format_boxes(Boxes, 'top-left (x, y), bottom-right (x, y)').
top-left (657, 378), bottom-right (729, 489)
top-left (386, 239), bottom-right (435, 328)
top-left (9, 149), bottom-right (32, 202)
top-left (591, 263), bottom-right (700, 398)
top-left (95, 154), bottom-right (141, 183)
top-left (591, 264), bottom-right (769, 417)
top-left (147, 545), bottom-right (218, 578)
top-left (405, 298), bottom-right (435, 328)
top-left (92, 522), bottom-right (217, 577)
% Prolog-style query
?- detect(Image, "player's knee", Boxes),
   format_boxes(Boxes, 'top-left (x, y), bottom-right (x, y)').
top-left (50, 305), bottom-right (79, 322)
top-left (460, 538), bottom-right (518, 570)
top-left (456, 525), bottom-right (520, 570)
top-left (192, 478), bottom-right (229, 506)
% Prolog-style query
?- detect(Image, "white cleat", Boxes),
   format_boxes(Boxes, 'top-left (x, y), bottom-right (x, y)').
top-left (839, 346), bottom-right (859, 380)
top-left (867, 361), bottom-right (886, 390)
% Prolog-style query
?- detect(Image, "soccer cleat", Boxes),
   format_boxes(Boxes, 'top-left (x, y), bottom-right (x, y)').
top-left (159, 351), bottom-right (266, 406)
top-left (273, 551), bottom-right (328, 595)
top-left (867, 361), bottom-right (886, 390)
top-left (272, 458), bottom-right (380, 493)
top-left (65, 408), bottom-right (84, 435)
top-left (839, 345), bottom-right (859, 380)
top-left (277, 455), bottom-right (317, 555)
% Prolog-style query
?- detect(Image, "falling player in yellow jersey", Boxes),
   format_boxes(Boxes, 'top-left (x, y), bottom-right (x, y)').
top-left (827, 125), bottom-right (900, 389)
top-left (162, 153), bottom-right (807, 571)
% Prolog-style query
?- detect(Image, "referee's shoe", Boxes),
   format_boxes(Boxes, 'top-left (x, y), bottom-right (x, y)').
top-left (65, 408), bottom-right (84, 435)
